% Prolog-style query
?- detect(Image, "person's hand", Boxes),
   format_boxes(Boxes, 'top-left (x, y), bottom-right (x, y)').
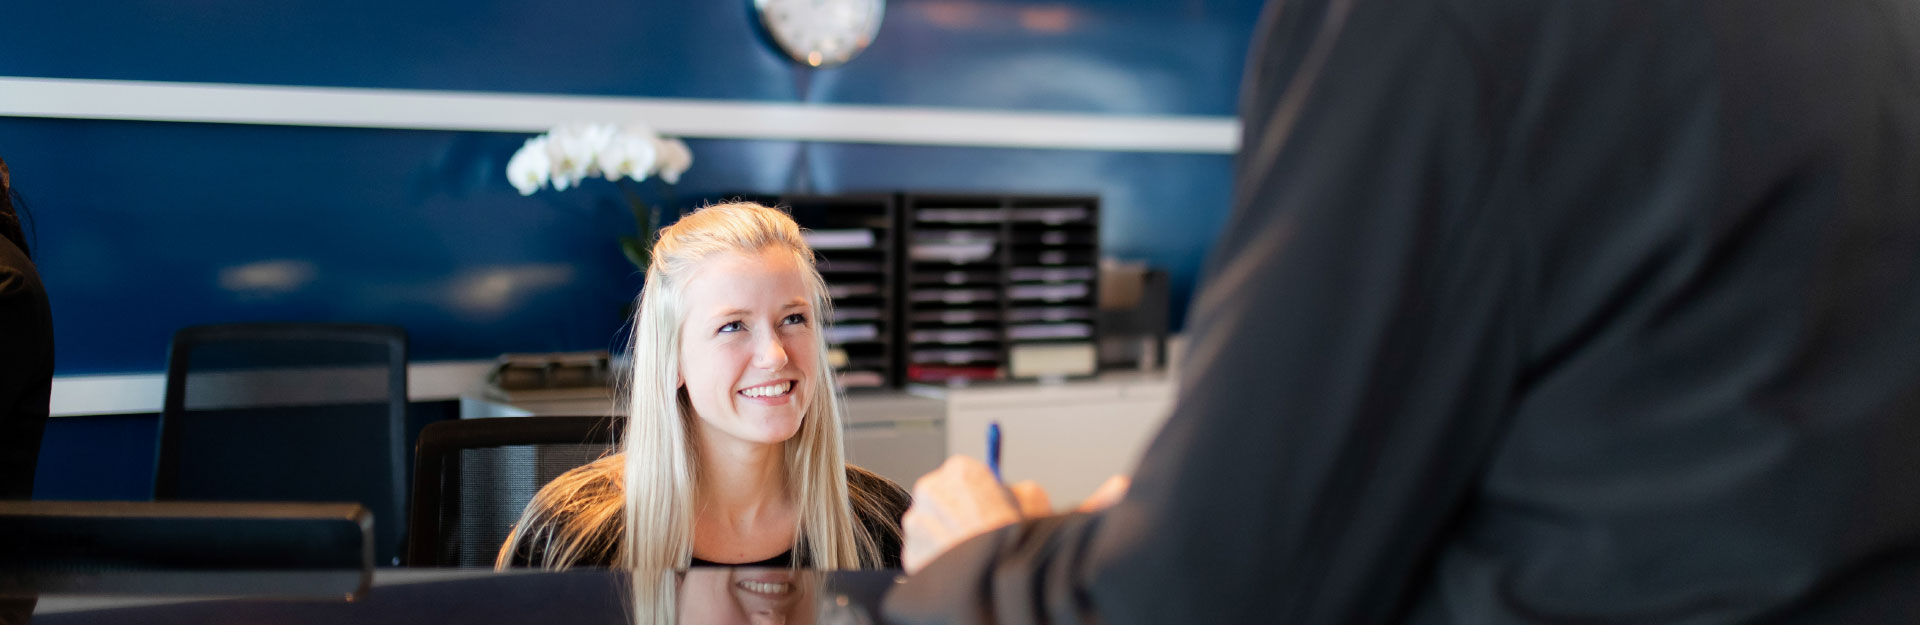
top-left (1075, 474), bottom-right (1130, 513)
top-left (1008, 480), bottom-right (1053, 517)
top-left (901, 456), bottom-right (1023, 574)
top-left (901, 456), bottom-right (1134, 574)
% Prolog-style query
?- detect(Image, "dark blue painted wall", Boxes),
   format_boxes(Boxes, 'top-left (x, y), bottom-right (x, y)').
top-left (2, 0), bottom-right (1259, 377)
top-left (33, 413), bottom-right (159, 501)
top-left (1, 1), bottom-right (1253, 115)
top-left (33, 402), bottom-right (462, 502)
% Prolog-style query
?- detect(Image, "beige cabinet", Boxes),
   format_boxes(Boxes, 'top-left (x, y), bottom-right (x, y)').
top-left (935, 373), bottom-right (1175, 504)
top-left (839, 393), bottom-right (947, 488)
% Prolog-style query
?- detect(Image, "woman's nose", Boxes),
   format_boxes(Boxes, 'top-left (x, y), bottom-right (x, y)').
top-left (753, 335), bottom-right (789, 370)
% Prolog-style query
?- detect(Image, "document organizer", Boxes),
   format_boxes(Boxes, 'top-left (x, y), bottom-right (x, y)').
top-left (904, 194), bottom-right (1103, 384)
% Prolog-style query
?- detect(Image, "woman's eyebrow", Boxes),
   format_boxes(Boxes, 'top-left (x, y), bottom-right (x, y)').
top-left (709, 301), bottom-right (809, 319)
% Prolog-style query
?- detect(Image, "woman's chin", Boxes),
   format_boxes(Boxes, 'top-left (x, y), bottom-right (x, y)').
top-left (736, 413), bottom-right (805, 445)
top-left (761, 421), bottom-right (806, 445)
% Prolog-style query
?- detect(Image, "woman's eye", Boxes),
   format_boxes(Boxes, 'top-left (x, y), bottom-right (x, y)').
top-left (783, 313), bottom-right (808, 326)
top-left (718, 321), bottom-right (744, 333)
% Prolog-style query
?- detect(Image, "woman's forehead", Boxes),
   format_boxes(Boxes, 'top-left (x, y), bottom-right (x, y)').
top-left (681, 250), bottom-right (812, 315)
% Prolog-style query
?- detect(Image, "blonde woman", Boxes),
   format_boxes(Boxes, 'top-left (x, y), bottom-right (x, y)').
top-left (497, 202), bottom-right (909, 582)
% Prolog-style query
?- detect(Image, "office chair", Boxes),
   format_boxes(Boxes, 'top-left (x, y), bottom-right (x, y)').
top-left (154, 323), bottom-right (408, 565)
top-left (405, 416), bottom-right (623, 567)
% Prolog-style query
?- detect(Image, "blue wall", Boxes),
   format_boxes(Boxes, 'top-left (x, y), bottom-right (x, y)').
top-left (2, 0), bottom-right (1260, 375)
top-left (31, 402), bottom-right (463, 501)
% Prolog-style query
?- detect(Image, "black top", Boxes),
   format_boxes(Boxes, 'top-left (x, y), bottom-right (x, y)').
top-left (0, 235), bottom-right (52, 500)
top-left (687, 467), bottom-right (911, 569)
top-left (885, 0), bottom-right (1920, 623)
top-left (508, 465), bottom-right (910, 569)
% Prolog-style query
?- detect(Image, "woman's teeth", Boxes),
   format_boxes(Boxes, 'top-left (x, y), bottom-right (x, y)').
top-left (735, 580), bottom-right (793, 594)
top-left (740, 381), bottom-right (792, 398)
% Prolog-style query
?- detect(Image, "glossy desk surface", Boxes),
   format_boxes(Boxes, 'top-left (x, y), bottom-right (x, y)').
top-left (30, 568), bottom-right (903, 625)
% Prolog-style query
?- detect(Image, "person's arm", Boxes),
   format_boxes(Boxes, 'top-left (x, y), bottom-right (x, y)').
top-left (885, 0), bottom-right (1520, 622)
top-left (0, 244), bottom-right (53, 500)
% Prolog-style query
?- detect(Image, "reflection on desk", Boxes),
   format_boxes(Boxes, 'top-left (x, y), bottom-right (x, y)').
top-left (34, 568), bottom-right (904, 625)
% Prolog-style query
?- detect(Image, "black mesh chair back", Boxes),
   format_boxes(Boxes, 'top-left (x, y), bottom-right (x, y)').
top-left (155, 323), bottom-right (408, 565)
top-left (406, 416), bottom-right (623, 567)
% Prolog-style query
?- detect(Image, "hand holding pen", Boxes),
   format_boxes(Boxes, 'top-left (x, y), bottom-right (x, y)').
top-left (989, 421), bottom-right (1056, 517)
top-left (899, 424), bottom-right (1131, 573)
top-left (988, 421), bottom-right (1002, 481)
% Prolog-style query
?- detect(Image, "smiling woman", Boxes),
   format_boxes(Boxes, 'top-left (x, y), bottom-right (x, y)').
top-left (495, 202), bottom-right (909, 622)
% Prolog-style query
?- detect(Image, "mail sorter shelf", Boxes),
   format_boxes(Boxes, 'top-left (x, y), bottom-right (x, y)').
top-left (903, 195), bottom-right (1008, 384)
top-left (1002, 196), bottom-right (1100, 380)
top-left (901, 193), bottom-right (1102, 384)
top-left (913, 268), bottom-right (1001, 285)
top-left (740, 193), bottom-right (902, 390)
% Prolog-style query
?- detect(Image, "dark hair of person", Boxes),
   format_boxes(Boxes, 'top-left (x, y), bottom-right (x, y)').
top-left (0, 157), bottom-right (31, 259)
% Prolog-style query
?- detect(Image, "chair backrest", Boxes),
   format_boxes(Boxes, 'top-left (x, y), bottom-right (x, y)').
top-left (155, 323), bottom-right (408, 565)
top-left (406, 416), bottom-right (623, 567)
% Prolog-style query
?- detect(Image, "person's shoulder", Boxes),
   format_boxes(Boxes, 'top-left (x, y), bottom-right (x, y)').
top-left (0, 237), bottom-right (42, 299)
top-left (559, 454), bottom-right (623, 489)
top-left (845, 465), bottom-right (910, 568)
top-left (532, 455), bottom-right (625, 521)
top-left (509, 454), bottom-right (625, 568)
top-left (845, 464), bottom-right (911, 516)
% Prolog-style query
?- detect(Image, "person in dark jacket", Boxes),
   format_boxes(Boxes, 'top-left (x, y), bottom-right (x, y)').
top-left (0, 156), bottom-right (54, 501)
top-left (886, 0), bottom-right (1920, 623)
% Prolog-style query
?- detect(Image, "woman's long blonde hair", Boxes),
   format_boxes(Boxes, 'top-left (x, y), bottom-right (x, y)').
top-left (495, 202), bottom-right (890, 618)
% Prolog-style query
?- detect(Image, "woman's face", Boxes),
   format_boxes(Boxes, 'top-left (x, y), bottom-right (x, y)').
top-left (677, 248), bottom-right (819, 449)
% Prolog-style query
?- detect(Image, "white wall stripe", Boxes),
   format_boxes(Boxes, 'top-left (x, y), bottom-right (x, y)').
top-left (50, 374), bottom-right (167, 418)
top-left (49, 361), bottom-right (497, 417)
top-left (0, 76), bottom-right (1240, 154)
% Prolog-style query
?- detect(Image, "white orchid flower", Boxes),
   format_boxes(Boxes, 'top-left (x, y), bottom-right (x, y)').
top-left (598, 128), bottom-right (659, 183)
top-left (582, 123), bottom-right (618, 149)
top-left (579, 123), bottom-right (618, 178)
top-left (505, 137), bottom-right (551, 196)
top-left (507, 124), bottom-right (687, 194)
top-left (544, 124), bottom-right (603, 191)
top-left (654, 137), bottom-right (692, 184)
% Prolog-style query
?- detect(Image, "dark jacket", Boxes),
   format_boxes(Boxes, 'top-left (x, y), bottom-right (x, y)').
top-left (886, 0), bottom-right (1920, 623)
top-left (0, 234), bottom-right (52, 499)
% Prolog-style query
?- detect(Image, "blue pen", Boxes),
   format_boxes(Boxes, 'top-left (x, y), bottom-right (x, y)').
top-left (987, 421), bottom-right (1002, 482)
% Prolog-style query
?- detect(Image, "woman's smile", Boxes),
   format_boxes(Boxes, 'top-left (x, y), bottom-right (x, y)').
top-left (737, 379), bottom-right (797, 404)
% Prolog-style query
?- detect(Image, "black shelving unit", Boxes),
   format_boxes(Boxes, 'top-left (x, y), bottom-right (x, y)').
top-left (1001, 196), bottom-right (1101, 381)
top-left (901, 194), bottom-right (1010, 385)
top-left (900, 193), bottom-right (1102, 385)
top-left (739, 193), bottom-right (902, 391)
top-left (718, 192), bottom-right (1101, 388)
